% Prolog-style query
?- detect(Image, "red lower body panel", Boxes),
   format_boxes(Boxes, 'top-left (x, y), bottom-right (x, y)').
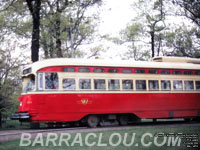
top-left (18, 93), bottom-right (200, 122)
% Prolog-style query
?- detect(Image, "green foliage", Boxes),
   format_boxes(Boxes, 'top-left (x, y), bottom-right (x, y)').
top-left (164, 26), bottom-right (200, 57)
top-left (0, 49), bottom-right (22, 124)
top-left (122, 45), bottom-right (151, 61)
top-left (173, 0), bottom-right (200, 27)
top-left (118, 0), bottom-right (200, 59)
top-left (169, 0), bottom-right (200, 58)
top-left (0, 0), bottom-right (101, 59)
top-left (0, 0), bottom-right (31, 38)
top-left (120, 23), bottom-right (143, 42)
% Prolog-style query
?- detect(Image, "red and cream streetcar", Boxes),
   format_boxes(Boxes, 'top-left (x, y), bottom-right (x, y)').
top-left (11, 57), bottom-right (200, 128)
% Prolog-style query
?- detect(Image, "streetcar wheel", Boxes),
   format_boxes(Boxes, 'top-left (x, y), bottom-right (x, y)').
top-left (119, 115), bottom-right (128, 126)
top-left (184, 118), bottom-right (191, 122)
top-left (87, 115), bottom-right (99, 128)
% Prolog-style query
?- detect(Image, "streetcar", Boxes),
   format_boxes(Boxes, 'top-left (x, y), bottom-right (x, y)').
top-left (11, 57), bottom-right (200, 128)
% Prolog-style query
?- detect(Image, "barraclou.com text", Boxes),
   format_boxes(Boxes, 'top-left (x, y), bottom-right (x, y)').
top-left (19, 132), bottom-right (182, 147)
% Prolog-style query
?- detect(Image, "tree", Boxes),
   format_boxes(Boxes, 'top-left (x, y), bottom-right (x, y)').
top-left (172, 0), bottom-right (200, 28)
top-left (0, 49), bottom-right (22, 128)
top-left (0, 0), bottom-right (101, 59)
top-left (133, 0), bottom-right (167, 57)
top-left (164, 25), bottom-right (200, 58)
top-left (119, 23), bottom-right (151, 60)
top-left (115, 0), bottom-right (167, 60)
top-left (167, 0), bottom-right (200, 58)
top-left (40, 0), bottom-right (101, 58)
top-left (26, 0), bottom-right (41, 62)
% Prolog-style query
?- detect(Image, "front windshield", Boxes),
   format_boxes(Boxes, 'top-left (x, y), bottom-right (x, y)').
top-left (23, 75), bottom-right (35, 93)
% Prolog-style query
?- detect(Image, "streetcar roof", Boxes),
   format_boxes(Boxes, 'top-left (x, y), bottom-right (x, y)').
top-left (23, 57), bottom-right (200, 76)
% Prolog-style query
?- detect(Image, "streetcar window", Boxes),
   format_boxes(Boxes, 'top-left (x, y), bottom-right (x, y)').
top-left (195, 71), bottom-right (200, 75)
top-left (161, 80), bottom-right (171, 90)
top-left (122, 80), bottom-right (133, 90)
top-left (173, 71), bottom-right (182, 75)
top-left (94, 79), bottom-right (106, 90)
top-left (184, 71), bottom-right (193, 75)
top-left (108, 69), bottom-right (119, 73)
top-left (148, 80), bottom-right (159, 90)
top-left (136, 80), bottom-right (146, 90)
top-left (78, 68), bottom-right (90, 72)
top-left (23, 75), bottom-right (35, 93)
top-left (160, 70), bottom-right (170, 74)
top-left (23, 68), bottom-right (32, 75)
top-left (122, 69), bottom-right (132, 73)
top-left (196, 81), bottom-right (200, 90)
top-left (63, 78), bottom-right (75, 90)
top-left (45, 73), bottom-right (59, 90)
top-left (38, 73), bottom-right (43, 90)
top-left (62, 68), bottom-right (75, 72)
top-left (79, 79), bottom-right (91, 90)
top-left (135, 70), bottom-right (145, 74)
top-left (148, 70), bottom-right (158, 74)
top-left (94, 68), bottom-right (104, 73)
top-left (173, 80), bottom-right (183, 90)
top-left (184, 81), bottom-right (194, 90)
top-left (108, 79), bottom-right (120, 90)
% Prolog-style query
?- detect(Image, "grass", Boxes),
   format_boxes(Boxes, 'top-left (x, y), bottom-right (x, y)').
top-left (1, 120), bottom-right (30, 130)
top-left (0, 126), bottom-right (200, 150)
top-left (0, 120), bottom-right (48, 130)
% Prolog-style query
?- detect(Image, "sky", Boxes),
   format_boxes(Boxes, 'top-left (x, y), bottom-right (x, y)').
top-left (99, 0), bottom-right (134, 36)
top-left (82, 0), bottom-right (135, 59)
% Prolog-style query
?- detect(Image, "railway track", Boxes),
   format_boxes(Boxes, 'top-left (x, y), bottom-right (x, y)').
top-left (1, 121), bottom-right (200, 143)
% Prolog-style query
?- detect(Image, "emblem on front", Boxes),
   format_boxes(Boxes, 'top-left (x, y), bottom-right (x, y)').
top-left (77, 99), bottom-right (92, 105)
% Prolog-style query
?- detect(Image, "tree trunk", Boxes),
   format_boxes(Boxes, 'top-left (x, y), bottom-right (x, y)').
top-left (55, 17), bottom-right (63, 57)
top-left (157, 34), bottom-right (162, 56)
top-left (31, 15), bottom-right (40, 62)
top-left (55, 1), bottom-right (63, 58)
top-left (150, 31), bottom-right (155, 58)
top-left (26, 0), bottom-right (41, 62)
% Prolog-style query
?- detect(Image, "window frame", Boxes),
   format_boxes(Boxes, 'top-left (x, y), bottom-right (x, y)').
top-left (160, 70), bottom-right (170, 75)
top-left (94, 68), bottom-right (105, 73)
top-left (136, 80), bottom-right (146, 91)
top-left (37, 72), bottom-right (43, 91)
top-left (108, 79), bottom-right (120, 90)
top-left (195, 71), bottom-right (200, 75)
top-left (62, 78), bottom-right (76, 90)
top-left (79, 79), bottom-right (91, 90)
top-left (45, 72), bottom-right (59, 90)
top-left (184, 80), bottom-right (194, 91)
top-left (122, 80), bottom-right (133, 90)
top-left (122, 69), bottom-right (132, 74)
top-left (161, 80), bottom-right (171, 91)
top-left (108, 68), bottom-right (119, 73)
top-left (94, 79), bottom-right (106, 90)
top-left (173, 80), bottom-right (183, 91)
top-left (78, 68), bottom-right (90, 73)
top-left (62, 68), bottom-right (75, 72)
top-left (148, 80), bottom-right (159, 91)
top-left (135, 69), bottom-right (145, 74)
top-left (173, 70), bottom-right (182, 75)
top-left (195, 81), bottom-right (200, 90)
top-left (184, 71), bottom-right (193, 75)
top-left (148, 70), bottom-right (158, 74)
